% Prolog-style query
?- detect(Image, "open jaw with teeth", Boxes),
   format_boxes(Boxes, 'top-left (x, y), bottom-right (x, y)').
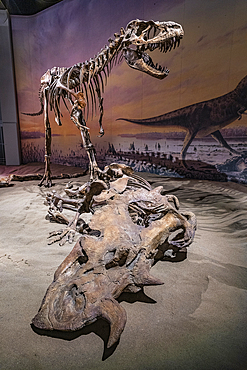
top-left (123, 20), bottom-right (184, 79)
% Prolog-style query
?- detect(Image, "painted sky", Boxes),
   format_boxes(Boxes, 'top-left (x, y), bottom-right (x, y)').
top-left (11, 0), bottom-right (247, 143)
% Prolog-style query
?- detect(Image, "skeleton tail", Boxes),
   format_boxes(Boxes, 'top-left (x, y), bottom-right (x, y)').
top-left (22, 85), bottom-right (44, 116)
top-left (22, 104), bottom-right (44, 116)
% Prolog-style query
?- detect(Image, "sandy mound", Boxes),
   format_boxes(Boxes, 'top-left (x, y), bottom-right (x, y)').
top-left (0, 172), bottom-right (246, 369)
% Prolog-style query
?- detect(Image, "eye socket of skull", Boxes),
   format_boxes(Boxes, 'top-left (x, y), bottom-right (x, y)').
top-left (135, 21), bottom-right (149, 36)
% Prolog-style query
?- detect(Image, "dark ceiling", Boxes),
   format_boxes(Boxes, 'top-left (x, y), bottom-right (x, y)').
top-left (0, 0), bottom-right (64, 15)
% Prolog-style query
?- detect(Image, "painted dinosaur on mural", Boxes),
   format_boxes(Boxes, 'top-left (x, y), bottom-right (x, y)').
top-left (23, 19), bottom-right (184, 186)
top-left (118, 75), bottom-right (247, 163)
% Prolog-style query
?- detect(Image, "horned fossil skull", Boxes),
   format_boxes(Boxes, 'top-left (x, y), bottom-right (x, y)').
top-left (32, 172), bottom-right (196, 348)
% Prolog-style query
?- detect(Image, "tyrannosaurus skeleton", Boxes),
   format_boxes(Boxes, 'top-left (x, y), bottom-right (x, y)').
top-left (24, 19), bottom-right (184, 186)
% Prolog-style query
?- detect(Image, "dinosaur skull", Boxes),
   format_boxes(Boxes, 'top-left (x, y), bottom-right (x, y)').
top-left (122, 19), bottom-right (184, 79)
top-left (32, 185), bottom-right (196, 348)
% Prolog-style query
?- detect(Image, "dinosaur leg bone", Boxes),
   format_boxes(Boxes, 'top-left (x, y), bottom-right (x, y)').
top-left (70, 93), bottom-right (103, 181)
top-left (39, 88), bottom-right (53, 187)
top-left (46, 191), bottom-right (84, 212)
top-left (95, 87), bottom-right (104, 137)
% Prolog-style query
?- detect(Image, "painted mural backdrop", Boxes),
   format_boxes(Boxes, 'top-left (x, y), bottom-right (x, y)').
top-left (11, 0), bottom-right (247, 182)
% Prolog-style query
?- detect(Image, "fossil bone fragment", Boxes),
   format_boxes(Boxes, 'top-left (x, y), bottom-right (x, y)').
top-left (0, 174), bottom-right (13, 187)
top-left (32, 179), bottom-right (196, 348)
top-left (23, 19), bottom-right (184, 187)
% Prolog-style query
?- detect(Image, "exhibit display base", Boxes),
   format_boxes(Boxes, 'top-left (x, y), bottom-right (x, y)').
top-left (0, 171), bottom-right (246, 369)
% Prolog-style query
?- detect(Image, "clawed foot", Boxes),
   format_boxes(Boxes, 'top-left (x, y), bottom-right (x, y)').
top-left (48, 219), bottom-right (101, 246)
top-left (39, 174), bottom-right (52, 188)
top-left (48, 225), bottom-right (77, 246)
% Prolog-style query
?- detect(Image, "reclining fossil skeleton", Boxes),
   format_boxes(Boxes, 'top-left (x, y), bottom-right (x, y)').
top-left (32, 163), bottom-right (196, 348)
top-left (24, 19), bottom-right (184, 186)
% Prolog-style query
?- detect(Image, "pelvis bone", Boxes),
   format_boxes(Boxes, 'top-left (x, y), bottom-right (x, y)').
top-left (32, 185), bottom-right (196, 348)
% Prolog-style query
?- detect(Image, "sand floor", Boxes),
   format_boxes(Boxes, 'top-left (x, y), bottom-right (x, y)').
top-left (0, 169), bottom-right (247, 370)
